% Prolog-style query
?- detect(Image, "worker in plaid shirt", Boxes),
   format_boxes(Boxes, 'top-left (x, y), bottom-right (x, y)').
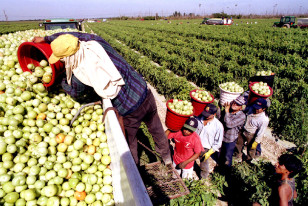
top-left (32, 32), bottom-right (172, 166)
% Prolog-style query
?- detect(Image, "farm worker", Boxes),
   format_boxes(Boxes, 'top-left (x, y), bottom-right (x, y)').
top-left (253, 154), bottom-right (303, 206)
top-left (32, 32), bottom-right (172, 165)
top-left (234, 98), bottom-right (269, 163)
top-left (195, 104), bottom-right (224, 178)
top-left (165, 117), bottom-right (204, 179)
top-left (242, 80), bottom-right (271, 158)
top-left (274, 154), bottom-right (303, 206)
top-left (219, 96), bottom-right (247, 167)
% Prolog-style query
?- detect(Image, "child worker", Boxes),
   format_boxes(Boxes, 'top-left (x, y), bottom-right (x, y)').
top-left (165, 117), bottom-right (204, 179)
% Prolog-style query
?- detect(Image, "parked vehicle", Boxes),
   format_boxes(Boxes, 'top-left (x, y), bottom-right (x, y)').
top-left (39, 18), bottom-right (82, 31)
top-left (297, 18), bottom-right (308, 28)
top-left (273, 16), bottom-right (297, 28)
top-left (201, 17), bottom-right (233, 25)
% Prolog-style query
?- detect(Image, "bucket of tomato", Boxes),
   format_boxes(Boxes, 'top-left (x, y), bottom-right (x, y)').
top-left (219, 82), bottom-right (244, 106)
top-left (248, 81), bottom-right (273, 105)
top-left (17, 42), bottom-right (65, 88)
top-left (165, 99), bottom-right (195, 131)
top-left (190, 89), bottom-right (214, 117)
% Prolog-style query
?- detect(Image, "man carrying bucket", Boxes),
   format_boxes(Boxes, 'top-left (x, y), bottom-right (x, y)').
top-left (234, 98), bottom-right (269, 163)
top-left (32, 32), bottom-right (172, 166)
top-left (219, 96), bottom-right (247, 167)
top-left (195, 104), bottom-right (224, 178)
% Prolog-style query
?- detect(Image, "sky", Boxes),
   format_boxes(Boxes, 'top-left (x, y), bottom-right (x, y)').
top-left (1, 0), bottom-right (307, 21)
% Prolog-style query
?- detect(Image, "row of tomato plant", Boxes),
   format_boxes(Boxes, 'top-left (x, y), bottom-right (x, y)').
top-left (86, 21), bottom-right (307, 147)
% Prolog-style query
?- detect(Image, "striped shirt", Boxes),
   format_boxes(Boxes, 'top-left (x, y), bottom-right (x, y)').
top-left (45, 32), bottom-right (147, 116)
top-left (223, 111), bottom-right (246, 143)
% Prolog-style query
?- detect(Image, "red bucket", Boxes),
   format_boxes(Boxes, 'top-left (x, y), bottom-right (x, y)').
top-left (248, 82), bottom-right (273, 105)
top-left (165, 99), bottom-right (194, 132)
top-left (190, 89), bottom-right (214, 117)
top-left (17, 42), bottom-right (65, 87)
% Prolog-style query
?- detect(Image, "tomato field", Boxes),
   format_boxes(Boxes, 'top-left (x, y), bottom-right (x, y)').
top-left (84, 19), bottom-right (307, 148)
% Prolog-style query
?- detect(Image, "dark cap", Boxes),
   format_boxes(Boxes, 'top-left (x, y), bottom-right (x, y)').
top-left (252, 98), bottom-right (267, 110)
top-left (183, 117), bottom-right (198, 132)
top-left (201, 103), bottom-right (217, 118)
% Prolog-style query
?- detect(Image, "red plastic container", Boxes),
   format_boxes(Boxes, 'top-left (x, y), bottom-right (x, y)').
top-left (248, 82), bottom-right (273, 105)
top-left (190, 89), bottom-right (214, 116)
top-left (165, 99), bottom-right (194, 132)
top-left (17, 42), bottom-right (65, 87)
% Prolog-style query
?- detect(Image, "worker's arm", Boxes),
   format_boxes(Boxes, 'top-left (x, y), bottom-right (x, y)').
top-left (165, 129), bottom-right (171, 138)
top-left (278, 184), bottom-right (291, 206)
top-left (32, 37), bottom-right (45, 43)
top-left (177, 152), bottom-right (201, 169)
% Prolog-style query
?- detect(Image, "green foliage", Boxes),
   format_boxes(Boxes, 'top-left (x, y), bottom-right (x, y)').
top-left (0, 21), bottom-right (40, 35)
top-left (86, 20), bottom-right (307, 147)
top-left (212, 12), bottom-right (231, 18)
top-left (165, 179), bottom-right (219, 206)
top-left (294, 148), bottom-right (308, 205)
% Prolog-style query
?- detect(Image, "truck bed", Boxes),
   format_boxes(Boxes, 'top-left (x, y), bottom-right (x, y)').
top-left (297, 18), bottom-right (308, 28)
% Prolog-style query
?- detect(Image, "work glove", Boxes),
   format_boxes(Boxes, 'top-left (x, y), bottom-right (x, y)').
top-left (251, 141), bottom-right (258, 150)
top-left (202, 148), bottom-right (214, 162)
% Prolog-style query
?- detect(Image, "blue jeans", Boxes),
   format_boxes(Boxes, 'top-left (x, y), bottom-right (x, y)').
top-left (221, 140), bottom-right (237, 167)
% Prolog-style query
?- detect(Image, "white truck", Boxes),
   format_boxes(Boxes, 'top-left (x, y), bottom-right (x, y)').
top-left (297, 18), bottom-right (308, 28)
top-left (201, 18), bottom-right (233, 25)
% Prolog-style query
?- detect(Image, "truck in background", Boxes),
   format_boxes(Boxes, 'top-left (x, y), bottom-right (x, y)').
top-left (39, 18), bottom-right (82, 31)
top-left (297, 18), bottom-right (308, 28)
top-left (201, 17), bottom-right (233, 25)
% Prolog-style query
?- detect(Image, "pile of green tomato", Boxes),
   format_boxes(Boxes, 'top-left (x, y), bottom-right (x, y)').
top-left (0, 30), bottom-right (114, 205)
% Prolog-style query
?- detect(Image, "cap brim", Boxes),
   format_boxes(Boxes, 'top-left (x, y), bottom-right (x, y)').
top-left (201, 111), bottom-right (212, 118)
top-left (252, 104), bottom-right (262, 110)
top-left (183, 124), bottom-right (196, 132)
top-left (48, 53), bottom-right (60, 64)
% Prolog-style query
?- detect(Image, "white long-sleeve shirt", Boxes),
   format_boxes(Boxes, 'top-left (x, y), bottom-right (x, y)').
top-left (195, 117), bottom-right (224, 152)
top-left (244, 112), bottom-right (269, 143)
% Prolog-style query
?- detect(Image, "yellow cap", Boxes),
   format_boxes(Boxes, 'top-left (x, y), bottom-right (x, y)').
top-left (48, 34), bottom-right (79, 64)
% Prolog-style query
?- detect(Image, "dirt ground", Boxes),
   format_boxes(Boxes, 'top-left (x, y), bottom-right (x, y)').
top-left (147, 82), bottom-right (296, 206)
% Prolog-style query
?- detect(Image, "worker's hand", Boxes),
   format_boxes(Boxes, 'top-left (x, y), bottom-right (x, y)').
top-left (224, 102), bottom-right (231, 113)
top-left (32, 37), bottom-right (45, 43)
top-left (177, 162), bottom-right (187, 169)
top-left (202, 149), bottom-right (214, 162)
top-left (251, 141), bottom-right (258, 150)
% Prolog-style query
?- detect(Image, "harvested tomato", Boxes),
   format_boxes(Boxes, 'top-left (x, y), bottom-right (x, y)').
top-left (74, 191), bottom-right (86, 201)
top-left (55, 133), bottom-right (66, 143)
top-left (36, 113), bottom-right (46, 120)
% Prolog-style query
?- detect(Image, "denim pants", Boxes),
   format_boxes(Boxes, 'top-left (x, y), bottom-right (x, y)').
top-left (122, 89), bottom-right (171, 165)
top-left (220, 140), bottom-right (237, 167)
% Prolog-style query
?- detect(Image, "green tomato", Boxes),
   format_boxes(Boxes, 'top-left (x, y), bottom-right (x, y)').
top-left (4, 192), bottom-right (19, 203)
top-left (85, 193), bottom-right (96, 204)
top-left (101, 155), bottom-right (111, 165)
top-left (15, 198), bottom-right (26, 206)
top-left (0, 141), bottom-right (7, 154)
top-left (37, 196), bottom-right (48, 206)
top-left (3, 181), bottom-right (15, 193)
top-left (12, 175), bottom-right (26, 186)
top-left (26, 175), bottom-right (37, 185)
top-left (60, 197), bottom-right (70, 206)
top-left (34, 180), bottom-right (45, 189)
top-left (24, 189), bottom-right (36, 201)
top-left (68, 178), bottom-right (79, 189)
top-left (47, 196), bottom-right (60, 206)
top-left (42, 184), bottom-right (58, 197)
